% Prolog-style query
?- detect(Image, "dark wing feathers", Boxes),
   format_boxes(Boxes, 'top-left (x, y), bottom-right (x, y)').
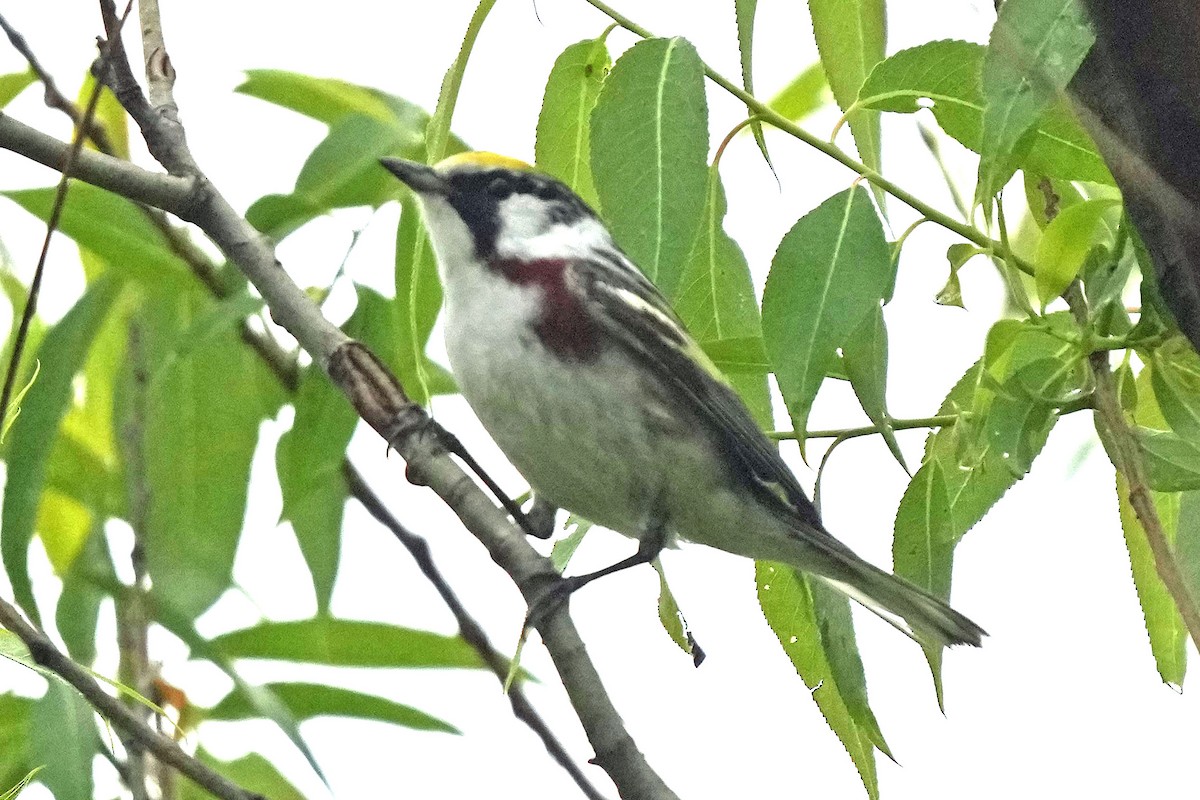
top-left (568, 254), bottom-right (827, 533)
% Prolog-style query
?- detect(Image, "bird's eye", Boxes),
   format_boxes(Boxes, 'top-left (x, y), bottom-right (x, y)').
top-left (486, 177), bottom-right (511, 199)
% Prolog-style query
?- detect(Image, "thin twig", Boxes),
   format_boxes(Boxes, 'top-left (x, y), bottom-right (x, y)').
top-left (0, 1), bottom-right (132, 470)
top-left (0, 599), bottom-right (264, 800)
top-left (774, 395), bottom-right (1095, 442)
top-left (0, 12), bottom-right (116, 154)
top-left (116, 320), bottom-right (154, 800)
top-left (345, 467), bottom-right (609, 800)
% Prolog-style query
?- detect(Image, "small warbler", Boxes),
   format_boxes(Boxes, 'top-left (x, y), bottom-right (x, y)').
top-left (381, 152), bottom-right (985, 649)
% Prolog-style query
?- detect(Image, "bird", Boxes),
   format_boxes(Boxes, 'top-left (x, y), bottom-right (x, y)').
top-left (381, 151), bottom-right (985, 650)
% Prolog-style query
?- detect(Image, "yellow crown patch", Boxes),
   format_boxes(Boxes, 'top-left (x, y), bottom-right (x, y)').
top-left (436, 151), bottom-right (534, 172)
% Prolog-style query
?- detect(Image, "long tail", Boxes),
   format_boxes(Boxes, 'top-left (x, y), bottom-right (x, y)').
top-left (799, 534), bottom-right (986, 648)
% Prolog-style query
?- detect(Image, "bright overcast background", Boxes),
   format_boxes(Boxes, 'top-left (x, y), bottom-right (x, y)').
top-left (0, 1), bottom-right (1196, 799)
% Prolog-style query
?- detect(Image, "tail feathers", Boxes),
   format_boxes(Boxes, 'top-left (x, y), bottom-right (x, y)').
top-left (780, 520), bottom-right (986, 648)
top-left (820, 569), bottom-right (986, 649)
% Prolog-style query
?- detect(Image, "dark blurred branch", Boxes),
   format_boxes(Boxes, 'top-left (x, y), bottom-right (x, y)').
top-left (1071, 0), bottom-right (1200, 350)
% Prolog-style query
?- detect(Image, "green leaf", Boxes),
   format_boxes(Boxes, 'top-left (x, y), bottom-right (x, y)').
top-left (138, 284), bottom-right (286, 620)
top-left (0, 695), bottom-right (34, 791)
top-left (976, 0), bottom-right (1096, 206)
top-left (1034, 198), bottom-right (1120, 308)
top-left (810, 0), bottom-right (885, 207)
top-left (675, 169), bottom-right (762, 342)
top-left (652, 561), bottom-right (701, 662)
top-left (247, 114), bottom-right (412, 239)
top-left (1151, 337), bottom-right (1200, 440)
top-left (894, 355), bottom-right (1048, 697)
top-left (735, 0), bottom-right (771, 169)
top-left (383, 197), bottom-right (450, 407)
top-left (425, 0), bottom-right (498, 164)
top-left (180, 749), bottom-right (306, 800)
top-left (762, 187), bottom-right (891, 446)
top-left (392, 205), bottom-right (441, 406)
top-left (1140, 430), bottom-right (1200, 492)
top-left (892, 460), bottom-right (955, 707)
top-left (1117, 472), bottom-right (1187, 685)
top-left (768, 62), bottom-right (830, 122)
top-left (591, 37), bottom-right (709, 296)
top-left (550, 517), bottom-right (591, 572)
top-left (674, 167), bottom-right (771, 426)
top-left (2, 275), bottom-right (123, 622)
top-left (210, 618), bottom-right (490, 669)
top-left (30, 682), bottom-right (95, 800)
top-left (924, 360), bottom-right (1021, 539)
top-left (237, 69), bottom-right (426, 128)
top-left (274, 291), bottom-right (396, 609)
top-left (358, 257), bottom-right (453, 409)
top-left (275, 288), bottom-right (392, 610)
top-left (757, 562), bottom-right (882, 800)
top-left (986, 357), bottom-right (1073, 476)
top-left (0, 360), bottom-right (38, 445)
top-left (1176, 491), bottom-right (1200, 619)
top-left (2, 184), bottom-right (188, 282)
top-left (77, 73), bottom-right (130, 162)
top-left (56, 526), bottom-right (115, 665)
top-left (207, 681), bottom-right (459, 733)
top-left (276, 366), bottom-right (354, 613)
top-left (938, 243), bottom-right (984, 308)
top-left (841, 305), bottom-right (907, 472)
top-left (148, 600), bottom-right (327, 786)
top-left (535, 35), bottom-right (612, 209)
top-left (700, 336), bottom-right (772, 374)
top-left (857, 40), bottom-right (1110, 184)
top-left (0, 70), bottom-right (35, 108)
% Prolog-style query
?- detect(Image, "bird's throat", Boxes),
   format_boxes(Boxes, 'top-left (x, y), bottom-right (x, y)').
top-left (488, 257), bottom-right (600, 362)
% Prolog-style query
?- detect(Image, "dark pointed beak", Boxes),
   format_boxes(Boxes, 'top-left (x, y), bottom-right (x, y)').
top-left (380, 158), bottom-right (451, 196)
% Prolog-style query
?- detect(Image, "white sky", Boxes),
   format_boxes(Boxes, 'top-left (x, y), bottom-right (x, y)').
top-left (1, 1), bottom-right (1196, 799)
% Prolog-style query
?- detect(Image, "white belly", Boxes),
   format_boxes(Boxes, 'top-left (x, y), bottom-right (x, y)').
top-left (442, 267), bottom-right (684, 535)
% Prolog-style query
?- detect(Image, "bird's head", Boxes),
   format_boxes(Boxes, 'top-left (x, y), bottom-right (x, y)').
top-left (381, 152), bottom-right (609, 268)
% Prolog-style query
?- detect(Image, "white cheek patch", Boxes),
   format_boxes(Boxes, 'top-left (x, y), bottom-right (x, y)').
top-left (494, 198), bottom-right (614, 261)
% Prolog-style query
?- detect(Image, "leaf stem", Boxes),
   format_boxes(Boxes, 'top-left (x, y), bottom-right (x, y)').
top-left (775, 394), bottom-right (1094, 442)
